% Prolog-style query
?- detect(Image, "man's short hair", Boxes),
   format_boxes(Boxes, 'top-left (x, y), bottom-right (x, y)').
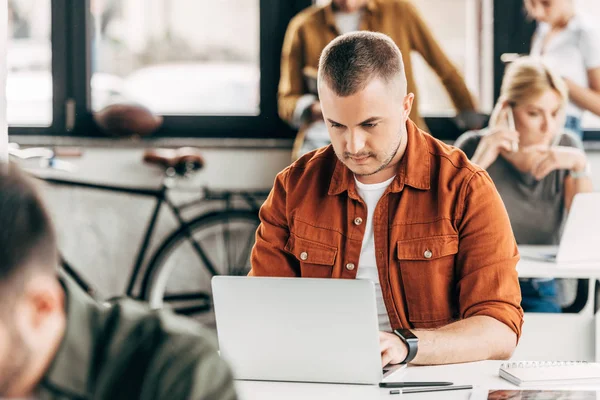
top-left (318, 31), bottom-right (407, 97)
top-left (0, 163), bottom-right (57, 291)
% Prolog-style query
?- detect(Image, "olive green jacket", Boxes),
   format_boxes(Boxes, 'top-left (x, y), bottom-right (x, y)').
top-left (37, 278), bottom-right (236, 400)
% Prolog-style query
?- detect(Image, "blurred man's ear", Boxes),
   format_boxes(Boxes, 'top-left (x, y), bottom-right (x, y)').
top-left (15, 275), bottom-right (65, 347)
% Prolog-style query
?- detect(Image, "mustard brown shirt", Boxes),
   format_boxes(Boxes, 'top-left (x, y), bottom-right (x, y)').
top-left (278, 0), bottom-right (476, 130)
top-left (250, 120), bottom-right (523, 337)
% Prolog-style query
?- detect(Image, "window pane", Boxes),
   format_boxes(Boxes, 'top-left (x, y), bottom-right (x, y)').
top-left (7, 0), bottom-right (52, 127)
top-left (410, 0), bottom-right (493, 116)
top-left (90, 0), bottom-right (260, 116)
top-left (578, 0), bottom-right (600, 130)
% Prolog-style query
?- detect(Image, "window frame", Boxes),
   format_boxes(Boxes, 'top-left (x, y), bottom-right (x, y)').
top-left (8, 0), bottom-right (68, 135)
top-left (12, 0), bottom-right (309, 139)
top-left (70, 0), bottom-right (303, 139)
top-left (12, 0), bottom-right (600, 140)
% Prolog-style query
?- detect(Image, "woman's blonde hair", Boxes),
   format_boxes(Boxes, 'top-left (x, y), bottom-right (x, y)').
top-left (489, 56), bottom-right (568, 127)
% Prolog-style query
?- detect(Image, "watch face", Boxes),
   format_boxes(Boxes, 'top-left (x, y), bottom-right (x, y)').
top-left (394, 329), bottom-right (418, 364)
top-left (396, 329), bottom-right (417, 340)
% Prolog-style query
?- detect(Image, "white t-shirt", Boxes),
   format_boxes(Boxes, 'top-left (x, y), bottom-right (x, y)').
top-left (334, 10), bottom-right (362, 35)
top-left (354, 175), bottom-right (395, 332)
top-left (530, 13), bottom-right (600, 118)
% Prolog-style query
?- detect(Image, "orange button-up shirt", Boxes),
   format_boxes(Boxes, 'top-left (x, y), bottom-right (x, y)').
top-left (250, 120), bottom-right (523, 337)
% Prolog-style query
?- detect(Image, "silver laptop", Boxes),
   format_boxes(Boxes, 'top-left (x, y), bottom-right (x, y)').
top-left (211, 276), bottom-right (405, 384)
top-left (519, 192), bottom-right (600, 264)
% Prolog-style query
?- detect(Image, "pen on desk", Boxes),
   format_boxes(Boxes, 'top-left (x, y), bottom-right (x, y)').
top-left (389, 385), bottom-right (473, 395)
top-left (379, 381), bottom-right (453, 388)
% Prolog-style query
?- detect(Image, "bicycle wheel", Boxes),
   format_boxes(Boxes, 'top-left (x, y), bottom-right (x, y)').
top-left (141, 210), bottom-right (260, 315)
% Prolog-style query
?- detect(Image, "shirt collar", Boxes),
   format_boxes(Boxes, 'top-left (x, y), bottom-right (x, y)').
top-left (323, 0), bottom-right (379, 31)
top-left (365, 0), bottom-right (379, 13)
top-left (328, 119), bottom-right (431, 196)
top-left (566, 14), bottom-right (582, 32)
top-left (41, 275), bottom-right (99, 398)
top-left (539, 14), bottom-right (582, 34)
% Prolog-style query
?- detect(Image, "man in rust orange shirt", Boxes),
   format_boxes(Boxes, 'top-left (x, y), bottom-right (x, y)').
top-left (250, 31), bottom-right (523, 366)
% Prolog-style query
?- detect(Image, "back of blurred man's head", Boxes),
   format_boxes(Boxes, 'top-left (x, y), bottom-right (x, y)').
top-left (0, 163), bottom-right (65, 398)
top-left (0, 163), bottom-right (57, 287)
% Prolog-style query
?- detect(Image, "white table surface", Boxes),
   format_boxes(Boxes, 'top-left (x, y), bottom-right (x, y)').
top-left (236, 360), bottom-right (600, 400)
top-left (517, 245), bottom-right (600, 279)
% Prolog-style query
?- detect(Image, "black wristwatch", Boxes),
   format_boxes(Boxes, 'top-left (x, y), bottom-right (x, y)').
top-left (393, 328), bottom-right (419, 364)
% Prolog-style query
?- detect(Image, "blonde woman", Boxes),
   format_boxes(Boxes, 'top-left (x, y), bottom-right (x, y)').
top-left (455, 57), bottom-right (593, 312)
top-left (526, 0), bottom-right (600, 138)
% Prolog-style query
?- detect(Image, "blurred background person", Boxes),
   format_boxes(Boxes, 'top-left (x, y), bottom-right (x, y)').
top-left (455, 57), bottom-right (593, 312)
top-left (279, 0), bottom-right (478, 160)
top-left (526, 0), bottom-right (600, 138)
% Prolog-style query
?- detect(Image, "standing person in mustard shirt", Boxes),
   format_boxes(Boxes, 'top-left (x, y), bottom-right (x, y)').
top-left (280, 0), bottom-right (478, 160)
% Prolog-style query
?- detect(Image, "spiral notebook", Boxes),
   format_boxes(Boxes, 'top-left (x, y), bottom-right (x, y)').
top-left (499, 362), bottom-right (600, 386)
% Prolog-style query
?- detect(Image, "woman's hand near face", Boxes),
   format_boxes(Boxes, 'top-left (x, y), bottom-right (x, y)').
top-left (521, 144), bottom-right (588, 180)
top-left (470, 127), bottom-right (520, 170)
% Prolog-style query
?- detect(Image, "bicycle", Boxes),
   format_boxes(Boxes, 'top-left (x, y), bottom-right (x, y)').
top-left (10, 144), bottom-right (269, 316)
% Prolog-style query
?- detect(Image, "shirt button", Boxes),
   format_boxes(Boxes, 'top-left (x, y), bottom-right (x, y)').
top-left (300, 252), bottom-right (308, 261)
top-left (346, 263), bottom-right (355, 271)
top-left (424, 250), bottom-right (433, 259)
top-left (354, 217), bottom-right (363, 226)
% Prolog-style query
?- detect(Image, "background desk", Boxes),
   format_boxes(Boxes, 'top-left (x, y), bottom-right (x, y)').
top-left (236, 361), bottom-right (600, 399)
top-left (515, 245), bottom-right (600, 361)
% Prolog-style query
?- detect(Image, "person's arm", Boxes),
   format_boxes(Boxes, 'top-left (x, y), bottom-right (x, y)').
top-left (521, 135), bottom-right (593, 210)
top-left (455, 127), bottom-right (519, 170)
top-left (564, 170), bottom-right (593, 211)
top-left (278, 16), bottom-right (311, 126)
top-left (146, 334), bottom-right (238, 400)
top-left (187, 349), bottom-right (238, 400)
top-left (404, 2), bottom-right (476, 112)
top-left (380, 316), bottom-right (516, 366)
top-left (564, 68), bottom-right (600, 116)
top-left (453, 170), bottom-right (523, 349)
top-left (381, 171), bottom-right (523, 366)
top-left (249, 168), bottom-right (300, 277)
top-left (563, 26), bottom-right (600, 116)
top-left (559, 137), bottom-right (593, 211)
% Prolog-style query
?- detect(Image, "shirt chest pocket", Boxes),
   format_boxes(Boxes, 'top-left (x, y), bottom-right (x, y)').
top-left (285, 234), bottom-right (338, 278)
top-left (396, 235), bottom-right (459, 328)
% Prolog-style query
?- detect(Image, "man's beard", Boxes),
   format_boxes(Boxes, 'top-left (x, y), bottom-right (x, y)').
top-left (0, 327), bottom-right (32, 397)
top-left (341, 127), bottom-right (403, 177)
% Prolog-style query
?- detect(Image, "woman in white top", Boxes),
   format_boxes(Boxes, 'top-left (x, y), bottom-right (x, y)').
top-left (526, 0), bottom-right (600, 138)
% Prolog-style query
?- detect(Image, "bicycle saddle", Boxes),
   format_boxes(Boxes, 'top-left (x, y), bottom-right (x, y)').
top-left (143, 147), bottom-right (205, 174)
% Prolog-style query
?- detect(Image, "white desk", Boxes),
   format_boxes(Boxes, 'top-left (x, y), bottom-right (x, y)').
top-left (515, 246), bottom-right (600, 361)
top-left (236, 361), bottom-right (600, 399)
top-left (517, 246), bottom-right (600, 280)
